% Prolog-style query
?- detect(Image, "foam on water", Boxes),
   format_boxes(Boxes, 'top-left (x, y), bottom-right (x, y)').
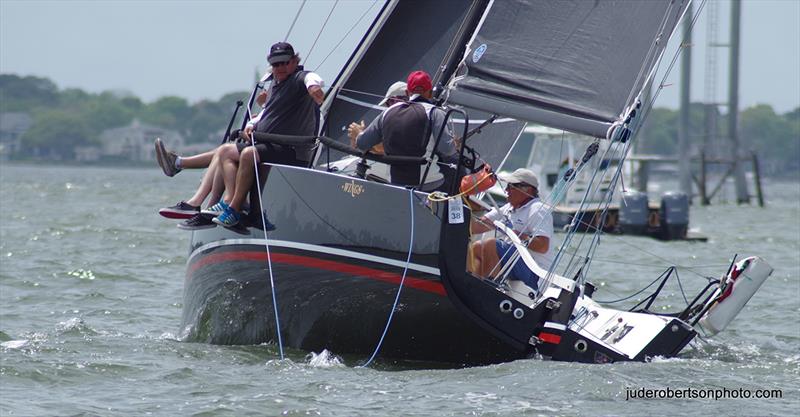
top-left (306, 350), bottom-right (345, 368)
top-left (1, 340), bottom-right (29, 349)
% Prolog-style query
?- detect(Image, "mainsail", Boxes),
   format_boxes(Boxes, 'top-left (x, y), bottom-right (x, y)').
top-left (319, 0), bottom-right (527, 170)
top-left (446, 0), bottom-right (690, 138)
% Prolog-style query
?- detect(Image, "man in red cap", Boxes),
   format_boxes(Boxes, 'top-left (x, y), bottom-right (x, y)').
top-left (348, 70), bottom-right (458, 187)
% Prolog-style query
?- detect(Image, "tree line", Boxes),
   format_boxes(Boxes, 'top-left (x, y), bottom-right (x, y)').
top-left (638, 102), bottom-right (799, 176)
top-left (0, 74), bottom-right (248, 160)
top-left (1, 74), bottom-right (798, 176)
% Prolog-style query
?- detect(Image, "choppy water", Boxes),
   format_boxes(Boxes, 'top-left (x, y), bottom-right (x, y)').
top-left (1, 164), bottom-right (798, 416)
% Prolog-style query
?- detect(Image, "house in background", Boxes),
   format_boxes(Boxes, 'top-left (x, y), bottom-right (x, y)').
top-left (0, 112), bottom-right (32, 160)
top-left (98, 119), bottom-right (185, 162)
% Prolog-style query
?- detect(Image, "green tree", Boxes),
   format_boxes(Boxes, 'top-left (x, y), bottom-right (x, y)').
top-left (740, 104), bottom-right (799, 175)
top-left (139, 96), bottom-right (191, 132)
top-left (0, 74), bottom-right (58, 113)
top-left (79, 92), bottom-right (136, 132)
top-left (21, 110), bottom-right (95, 159)
top-left (638, 107), bottom-right (678, 154)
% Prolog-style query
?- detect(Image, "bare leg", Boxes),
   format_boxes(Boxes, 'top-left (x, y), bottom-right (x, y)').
top-left (468, 241), bottom-right (481, 276)
top-left (229, 147), bottom-right (258, 212)
top-left (472, 238), bottom-right (501, 278)
top-left (184, 151), bottom-right (224, 207)
top-left (208, 161), bottom-right (225, 205)
top-left (179, 150), bottom-right (216, 169)
top-left (219, 144), bottom-right (242, 201)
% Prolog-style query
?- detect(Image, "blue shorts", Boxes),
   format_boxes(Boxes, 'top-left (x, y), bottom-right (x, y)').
top-left (495, 240), bottom-right (540, 291)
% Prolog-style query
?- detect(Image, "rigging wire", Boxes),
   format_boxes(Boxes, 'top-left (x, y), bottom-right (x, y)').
top-left (575, 0), bottom-right (710, 278)
top-left (361, 188), bottom-right (416, 368)
top-left (593, 268), bottom-right (672, 304)
top-left (647, 0), bottom-right (708, 114)
top-left (242, 106), bottom-right (285, 360)
top-left (580, 139), bottom-right (636, 280)
top-left (561, 212), bottom-right (718, 281)
top-left (338, 87), bottom-right (386, 100)
top-left (284, 0), bottom-right (307, 42)
top-left (314, 0), bottom-right (380, 71)
top-left (550, 0), bottom-right (709, 285)
top-left (305, 0), bottom-right (340, 65)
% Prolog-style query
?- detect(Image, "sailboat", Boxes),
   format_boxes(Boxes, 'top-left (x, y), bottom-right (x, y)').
top-left (179, 0), bottom-right (772, 366)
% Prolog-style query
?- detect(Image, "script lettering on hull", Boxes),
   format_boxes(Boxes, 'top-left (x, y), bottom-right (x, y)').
top-left (341, 180), bottom-right (364, 198)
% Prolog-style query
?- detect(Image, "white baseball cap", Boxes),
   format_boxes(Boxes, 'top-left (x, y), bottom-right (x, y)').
top-left (498, 168), bottom-right (539, 189)
top-left (378, 81), bottom-right (407, 106)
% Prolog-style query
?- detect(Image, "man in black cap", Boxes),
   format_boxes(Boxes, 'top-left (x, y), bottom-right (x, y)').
top-left (206, 42), bottom-right (324, 227)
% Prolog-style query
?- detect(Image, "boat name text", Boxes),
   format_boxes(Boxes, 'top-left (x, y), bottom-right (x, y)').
top-left (341, 180), bottom-right (364, 197)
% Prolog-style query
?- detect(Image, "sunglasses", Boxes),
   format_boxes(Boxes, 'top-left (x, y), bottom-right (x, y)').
top-left (271, 61), bottom-right (291, 68)
top-left (505, 183), bottom-right (530, 192)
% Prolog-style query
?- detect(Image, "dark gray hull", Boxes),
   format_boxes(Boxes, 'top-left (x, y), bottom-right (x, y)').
top-left (181, 165), bottom-right (524, 365)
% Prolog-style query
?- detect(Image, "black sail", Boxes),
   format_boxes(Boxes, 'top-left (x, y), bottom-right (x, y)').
top-left (320, 0), bottom-right (472, 161)
top-left (446, 0), bottom-right (690, 138)
top-left (319, 0), bottom-right (527, 170)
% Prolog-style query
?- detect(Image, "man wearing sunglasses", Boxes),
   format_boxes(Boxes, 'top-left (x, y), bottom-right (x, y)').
top-left (211, 42), bottom-right (324, 227)
top-left (470, 168), bottom-right (554, 293)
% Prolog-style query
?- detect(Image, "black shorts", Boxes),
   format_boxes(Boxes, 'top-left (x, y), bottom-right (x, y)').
top-left (235, 142), bottom-right (307, 167)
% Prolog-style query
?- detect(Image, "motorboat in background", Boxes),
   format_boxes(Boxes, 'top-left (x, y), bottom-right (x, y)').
top-left (489, 125), bottom-right (704, 241)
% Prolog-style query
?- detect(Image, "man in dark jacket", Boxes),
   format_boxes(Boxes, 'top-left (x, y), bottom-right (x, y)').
top-left (348, 70), bottom-right (458, 187)
top-left (213, 42), bottom-right (324, 227)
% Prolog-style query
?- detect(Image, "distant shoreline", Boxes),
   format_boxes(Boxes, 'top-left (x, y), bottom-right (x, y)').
top-left (2, 160), bottom-right (798, 182)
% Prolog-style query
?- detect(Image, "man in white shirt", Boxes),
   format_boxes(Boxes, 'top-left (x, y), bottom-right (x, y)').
top-left (470, 168), bottom-right (554, 292)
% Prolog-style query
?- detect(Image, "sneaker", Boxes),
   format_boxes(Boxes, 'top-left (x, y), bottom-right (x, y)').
top-left (155, 137), bottom-right (181, 177)
top-left (244, 214), bottom-right (277, 232)
top-left (213, 206), bottom-right (241, 227)
top-left (159, 201), bottom-right (200, 219)
top-left (201, 200), bottom-right (229, 216)
top-left (177, 213), bottom-right (216, 230)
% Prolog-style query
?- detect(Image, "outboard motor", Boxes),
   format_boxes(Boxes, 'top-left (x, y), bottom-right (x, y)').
top-left (619, 190), bottom-right (649, 235)
top-left (659, 191), bottom-right (689, 240)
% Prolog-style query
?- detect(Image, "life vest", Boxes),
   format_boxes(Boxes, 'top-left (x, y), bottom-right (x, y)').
top-left (460, 164), bottom-right (496, 195)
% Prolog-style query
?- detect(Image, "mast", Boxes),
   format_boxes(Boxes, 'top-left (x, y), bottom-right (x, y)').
top-left (432, 0), bottom-right (491, 98)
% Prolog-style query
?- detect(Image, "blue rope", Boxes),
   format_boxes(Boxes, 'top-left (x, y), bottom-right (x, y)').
top-left (360, 188), bottom-right (415, 367)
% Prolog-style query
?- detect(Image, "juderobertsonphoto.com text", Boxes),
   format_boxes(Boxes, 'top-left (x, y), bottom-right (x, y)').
top-left (625, 387), bottom-right (783, 401)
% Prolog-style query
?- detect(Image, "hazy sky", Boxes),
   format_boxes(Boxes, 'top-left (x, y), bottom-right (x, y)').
top-left (1, 0), bottom-right (798, 113)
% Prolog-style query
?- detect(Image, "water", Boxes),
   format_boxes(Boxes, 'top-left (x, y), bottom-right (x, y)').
top-left (1, 164), bottom-right (798, 416)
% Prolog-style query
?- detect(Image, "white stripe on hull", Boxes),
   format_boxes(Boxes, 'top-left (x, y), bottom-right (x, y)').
top-left (189, 238), bottom-right (441, 276)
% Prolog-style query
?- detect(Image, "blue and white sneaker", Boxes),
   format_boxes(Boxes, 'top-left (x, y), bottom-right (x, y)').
top-left (213, 206), bottom-right (241, 227)
top-left (201, 200), bottom-right (229, 216)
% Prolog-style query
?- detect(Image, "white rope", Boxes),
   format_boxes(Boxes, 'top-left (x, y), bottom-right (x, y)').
top-left (242, 103), bottom-right (285, 360)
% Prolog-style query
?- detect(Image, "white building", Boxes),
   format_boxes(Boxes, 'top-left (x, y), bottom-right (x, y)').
top-left (99, 119), bottom-right (184, 162)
